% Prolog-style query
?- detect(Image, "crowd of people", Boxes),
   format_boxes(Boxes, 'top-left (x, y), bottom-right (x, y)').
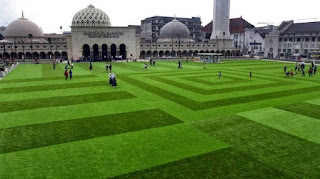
top-left (284, 61), bottom-right (317, 78)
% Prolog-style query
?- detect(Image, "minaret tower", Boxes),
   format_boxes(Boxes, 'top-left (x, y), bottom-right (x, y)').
top-left (210, 0), bottom-right (231, 40)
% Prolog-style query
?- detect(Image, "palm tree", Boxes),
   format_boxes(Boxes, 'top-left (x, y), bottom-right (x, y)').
top-left (28, 34), bottom-right (33, 59)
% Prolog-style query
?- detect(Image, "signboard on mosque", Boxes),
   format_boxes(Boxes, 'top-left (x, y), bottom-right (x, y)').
top-left (83, 32), bottom-right (124, 38)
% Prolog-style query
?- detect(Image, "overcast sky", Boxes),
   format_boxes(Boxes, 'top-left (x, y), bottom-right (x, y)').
top-left (1, 0), bottom-right (320, 33)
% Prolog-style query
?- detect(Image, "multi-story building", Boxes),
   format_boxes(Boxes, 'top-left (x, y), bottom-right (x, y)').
top-left (202, 17), bottom-right (270, 55)
top-left (265, 20), bottom-right (320, 58)
top-left (141, 16), bottom-right (202, 42)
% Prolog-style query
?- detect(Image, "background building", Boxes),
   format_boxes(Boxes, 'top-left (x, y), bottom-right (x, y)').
top-left (265, 21), bottom-right (320, 58)
top-left (0, 12), bottom-right (67, 60)
top-left (141, 16), bottom-right (202, 42)
top-left (0, 27), bottom-right (5, 40)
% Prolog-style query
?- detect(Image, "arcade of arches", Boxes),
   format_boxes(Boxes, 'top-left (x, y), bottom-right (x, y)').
top-left (140, 50), bottom-right (241, 59)
top-left (82, 44), bottom-right (127, 60)
top-left (0, 50), bottom-right (68, 60)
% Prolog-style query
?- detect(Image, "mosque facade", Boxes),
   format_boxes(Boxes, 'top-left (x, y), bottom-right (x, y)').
top-left (0, 0), bottom-right (235, 61)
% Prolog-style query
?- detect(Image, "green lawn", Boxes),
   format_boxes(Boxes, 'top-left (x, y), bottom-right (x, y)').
top-left (1, 59), bottom-right (320, 178)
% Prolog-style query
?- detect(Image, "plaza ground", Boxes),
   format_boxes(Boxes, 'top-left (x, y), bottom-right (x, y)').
top-left (0, 60), bottom-right (320, 178)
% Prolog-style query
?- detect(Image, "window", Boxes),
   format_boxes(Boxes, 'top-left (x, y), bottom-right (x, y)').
top-left (305, 38), bottom-right (310, 42)
top-left (279, 38), bottom-right (283, 42)
top-left (312, 37), bottom-right (316, 42)
top-left (297, 38), bottom-right (301, 42)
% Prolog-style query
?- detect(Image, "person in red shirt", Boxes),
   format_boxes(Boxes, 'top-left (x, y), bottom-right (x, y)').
top-left (64, 70), bottom-right (68, 80)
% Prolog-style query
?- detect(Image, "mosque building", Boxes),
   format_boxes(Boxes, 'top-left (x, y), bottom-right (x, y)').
top-left (0, 0), bottom-right (235, 61)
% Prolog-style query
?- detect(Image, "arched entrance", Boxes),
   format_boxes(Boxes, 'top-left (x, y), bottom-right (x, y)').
top-left (165, 51), bottom-right (170, 57)
top-left (153, 51), bottom-right (158, 58)
top-left (102, 44), bottom-right (108, 59)
top-left (188, 51), bottom-right (193, 57)
top-left (18, 52), bottom-right (24, 59)
top-left (40, 52), bottom-right (46, 59)
top-left (159, 51), bottom-right (164, 57)
top-left (120, 44), bottom-right (126, 59)
top-left (111, 44), bottom-right (116, 59)
top-left (83, 44), bottom-right (90, 58)
top-left (26, 52), bottom-right (32, 59)
top-left (140, 51), bottom-right (146, 59)
top-left (182, 51), bottom-right (188, 57)
top-left (11, 52), bottom-right (17, 59)
top-left (55, 52), bottom-right (61, 59)
top-left (62, 51), bottom-right (68, 59)
top-left (93, 44), bottom-right (99, 59)
top-left (48, 52), bottom-right (53, 59)
top-left (34, 52), bottom-right (40, 59)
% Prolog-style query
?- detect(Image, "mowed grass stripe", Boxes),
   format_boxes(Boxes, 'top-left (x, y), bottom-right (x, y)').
top-left (0, 74), bottom-right (97, 83)
top-left (0, 91), bottom-right (135, 113)
top-left (239, 108), bottom-right (320, 144)
top-left (121, 75), bottom-right (319, 111)
top-left (277, 102), bottom-right (320, 120)
top-left (0, 109), bottom-right (182, 154)
top-left (150, 76), bottom-right (288, 95)
top-left (193, 115), bottom-right (320, 178)
top-left (0, 81), bottom-right (109, 94)
top-left (0, 124), bottom-right (227, 178)
top-left (113, 148), bottom-right (287, 179)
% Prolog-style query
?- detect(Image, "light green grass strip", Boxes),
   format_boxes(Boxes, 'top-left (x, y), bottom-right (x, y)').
top-left (239, 107), bottom-right (320, 144)
top-left (0, 123), bottom-right (228, 178)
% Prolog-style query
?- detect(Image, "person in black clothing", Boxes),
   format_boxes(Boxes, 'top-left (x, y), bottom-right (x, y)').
top-left (250, 72), bottom-right (252, 78)
top-left (89, 62), bottom-right (93, 70)
top-left (109, 64), bottom-right (112, 72)
top-left (69, 70), bottom-right (73, 80)
top-left (106, 64), bottom-right (109, 72)
top-left (153, 61), bottom-right (156, 66)
top-left (178, 61), bottom-right (182, 69)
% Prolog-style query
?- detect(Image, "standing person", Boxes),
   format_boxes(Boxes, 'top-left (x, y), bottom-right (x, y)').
top-left (149, 58), bottom-right (152, 66)
top-left (308, 67), bottom-right (313, 77)
top-left (89, 62), bottom-right (93, 70)
top-left (65, 64), bottom-right (68, 70)
top-left (284, 66), bottom-right (287, 73)
top-left (53, 60), bottom-right (56, 70)
top-left (109, 64), bottom-right (112, 72)
top-left (108, 73), bottom-right (112, 85)
top-left (106, 64), bottom-right (109, 73)
top-left (144, 63), bottom-right (148, 69)
top-left (69, 69), bottom-right (73, 80)
top-left (153, 60), bottom-right (156, 67)
top-left (290, 69), bottom-right (294, 77)
top-left (71, 63), bottom-right (74, 69)
top-left (218, 71), bottom-right (222, 78)
top-left (111, 72), bottom-right (117, 88)
top-left (178, 61), bottom-right (182, 69)
top-left (314, 65), bottom-right (317, 75)
top-left (64, 70), bottom-right (68, 80)
top-left (250, 72), bottom-right (252, 78)
top-left (302, 68), bottom-right (306, 77)
top-left (203, 63), bottom-right (207, 69)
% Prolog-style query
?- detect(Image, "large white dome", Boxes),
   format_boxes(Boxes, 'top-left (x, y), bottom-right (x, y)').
top-left (159, 19), bottom-right (190, 38)
top-left (4, 14), bottom-right (44, 38)
top-left (72, 4), bottom-right (111, 27)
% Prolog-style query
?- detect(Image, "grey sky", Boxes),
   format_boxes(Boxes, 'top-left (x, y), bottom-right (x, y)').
top-left (1, 0), bottom-right (320, 33)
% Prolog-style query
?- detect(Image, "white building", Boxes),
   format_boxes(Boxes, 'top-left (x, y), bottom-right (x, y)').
top-left (265, 20), bottom-right (320, 58)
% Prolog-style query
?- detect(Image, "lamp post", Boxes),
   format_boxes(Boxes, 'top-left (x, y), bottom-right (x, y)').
top-left (20, 38), bottom-right (25, 61)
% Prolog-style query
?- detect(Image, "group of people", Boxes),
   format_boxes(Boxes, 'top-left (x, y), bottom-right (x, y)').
top-left (284, 61), bottom-right (317, 78)
top-left (105, 63), bottom-right (113, 72)
top-left (64, 69), bottom-right (73, 80)
top-left (149, 59), bottom-right (156, 67)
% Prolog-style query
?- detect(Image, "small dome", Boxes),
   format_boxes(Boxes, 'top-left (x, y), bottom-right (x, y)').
top-left (72, 4), bottom-right (111, 27)
top-left (159, 19), bottom-right (190, 38)
top-left (4, 13), bottom-right (44, 38)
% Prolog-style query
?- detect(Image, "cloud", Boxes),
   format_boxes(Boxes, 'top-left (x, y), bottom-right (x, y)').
top-left (0, 0), bottom-right (20, 26)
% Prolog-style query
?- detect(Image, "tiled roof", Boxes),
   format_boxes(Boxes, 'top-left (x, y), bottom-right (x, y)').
top-left (282, 21), bottom-right (320, 35)
top-left (202, 17), bottom-right (255, 33)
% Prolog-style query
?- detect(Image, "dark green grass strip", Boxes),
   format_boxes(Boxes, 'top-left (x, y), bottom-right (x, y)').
top-left (0, 74), bottom-right (97, 84)
top-left (0, 109), bottom-right (182, 154)
top-left (113, 148), bottom-right (287, 179)
top-left (121, 75), bottom-right (318, 111)
top-left (0, 81), bottom-right (109, 94)
top-left (0, 91), bottom-right (135, 113)
top-left (193, 115), bottom-right (320, 178)
top-left (277, 102), bottom-right (320, 120)
top-left (150, 76), bottom-right (288, 95)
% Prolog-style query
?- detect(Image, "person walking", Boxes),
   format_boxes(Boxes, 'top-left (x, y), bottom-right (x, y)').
top-left (69, 69), bottom-right (73, 80)
top-left (111, 72), bottom-right (117, 88)
top-left (109, 64), bottom-right (112, 72)
top-left (314, 65), bottom-right (317, 75)
top-left (64, 70), bottom-right (68, 80)
top-left (108, 73), bottom-right (112, 85)
top-left (53, 60), bottom-right (56, 70)
top-left (106, 64), bottom-right (109, 73)
top-left (250, 72), bottom-right (252, 78)
top-left (218, 71), bottom-right (222, 78)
